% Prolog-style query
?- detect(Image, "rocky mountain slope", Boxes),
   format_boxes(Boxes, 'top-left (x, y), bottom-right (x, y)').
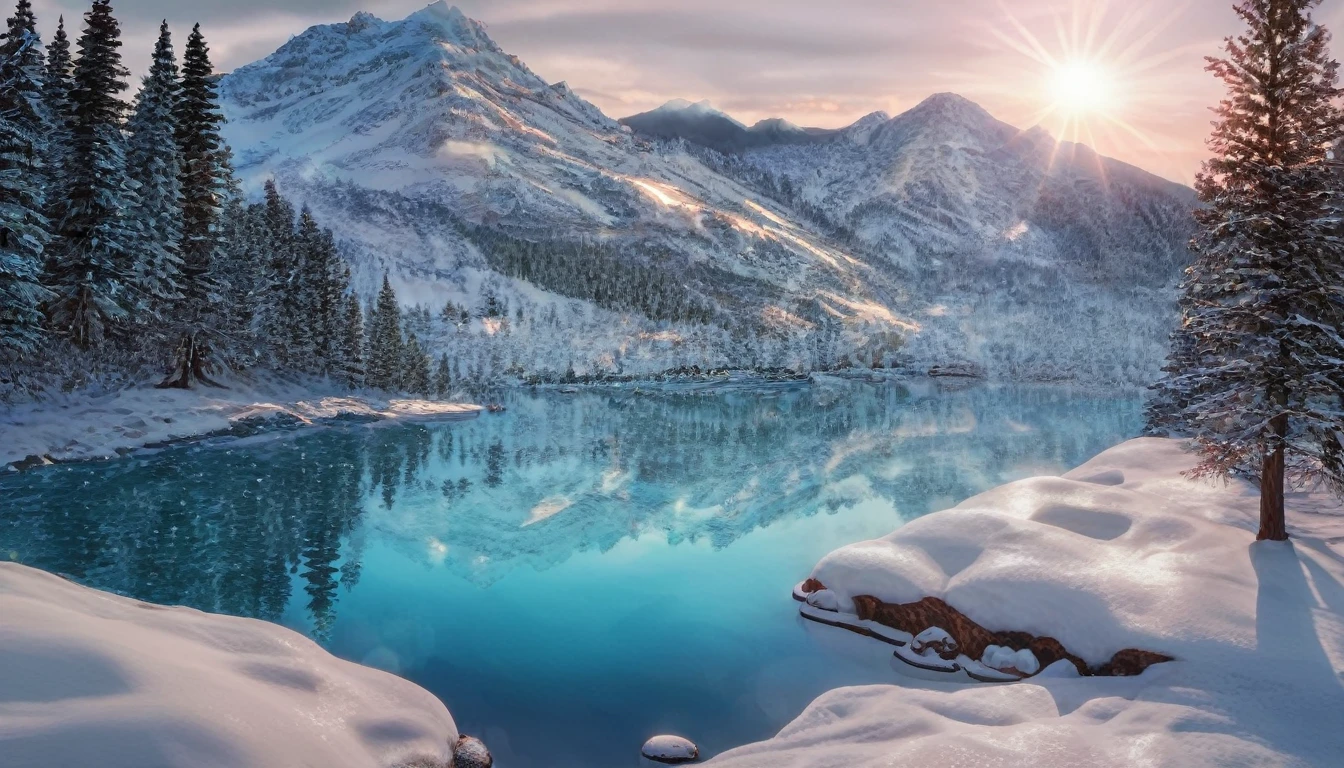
top-left (219, 2), bottom-right (1195, 384)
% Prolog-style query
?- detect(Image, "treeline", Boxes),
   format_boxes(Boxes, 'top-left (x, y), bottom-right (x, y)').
top-left (464, 224), bottom-right (716, 324)
top-left (0, 1), bottom-right (450, 397)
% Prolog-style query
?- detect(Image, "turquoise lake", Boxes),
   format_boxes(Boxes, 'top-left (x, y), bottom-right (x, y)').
top-left (0, 379), bottom-right (1142, 766)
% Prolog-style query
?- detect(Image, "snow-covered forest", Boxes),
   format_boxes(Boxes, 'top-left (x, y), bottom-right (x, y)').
top-left (0, 1), bottom-right (510, 401)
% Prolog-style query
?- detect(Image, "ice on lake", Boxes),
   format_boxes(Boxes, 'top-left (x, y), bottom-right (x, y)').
top-left (0, 379), bottom-right (1141, 767)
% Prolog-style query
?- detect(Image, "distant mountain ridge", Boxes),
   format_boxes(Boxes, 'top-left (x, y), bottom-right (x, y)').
top-left (218, 2), bottom-right (1196, 385)
top-left (619, 99), bottom-right (841, 153)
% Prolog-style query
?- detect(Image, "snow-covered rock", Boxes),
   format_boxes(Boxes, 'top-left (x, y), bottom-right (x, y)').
top-left (642, 734), bottom-right (700, 764)
top-left (981, 644), bottom-right (1039, 676)
top-left (709, 438), bottom-right (1344, 767)
top-left (0, 563), bottom-right (457, 768)
top-left (911, 626), bottom-right (957, 655)
top-left (451, 734), bottom-right (493, 767)
top-left (804, 588), bottom-right (840, 612)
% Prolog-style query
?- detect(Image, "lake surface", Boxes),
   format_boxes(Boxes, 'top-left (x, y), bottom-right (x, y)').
top-left (0, 379), bottom-right (1141, 767)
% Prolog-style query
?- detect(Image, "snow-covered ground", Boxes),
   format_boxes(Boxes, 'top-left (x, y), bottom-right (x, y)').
top-left (0, 382), bottom-right (481, 468)
top-left (711, 438), bottom-right (1344, 767)
top-left (0, 563), bottom-right (458, 768)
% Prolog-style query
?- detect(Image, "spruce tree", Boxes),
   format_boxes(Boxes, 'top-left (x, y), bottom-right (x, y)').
top-left (402, 334), bottom-right (430, 396)
top-left (46, 0), bottom-right (137, 349)
top-left (367, 274), bottom-right (402, 390)
top-left (258, 178), bottom-right (297, 364)
top-left (174, 23), bottom-right (224, 315)
top-left (126, 20), bottom-right (184, 322)
top-left (433, 353), bottom-right (452, 398)
top-left (0, 0), bottom-right (52, 353)
top-left (1156, 0), bottom-right (1344, 540)
top-left (339, 292), bottom-right (365, 387)
top-left (40, 15), bottom-right (71, 214)
top-left (160, 22), bottom-right (226, 386)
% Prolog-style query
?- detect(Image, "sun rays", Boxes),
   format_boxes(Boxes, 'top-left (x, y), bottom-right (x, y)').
top-left (986, 0), bottom-right (1199, 170)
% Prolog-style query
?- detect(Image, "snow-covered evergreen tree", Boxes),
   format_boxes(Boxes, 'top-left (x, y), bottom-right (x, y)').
top-left (402, 334), bottom-right (430, 396)
top-left (46, 0), bottom-right (137, 349)
top-left (159, 23), bottom-right (227, 386)
top-left (125, 20), bottom-right (183, 323)
top-left (174, 23), bottom-right (224, 317)
top-left (1154, 0), bottom-right (1344, 540)
top-left (40, 15), bottom-right (71, 210)
top-left (0, 0), bottom-right (52, 353)
top-left (366, 274), bottom-right (403, 390)
top-left (258, 178), bottom-right (297, 365)
top-left (339, 292), bottom-right (365, 387)
top-left (432, 353), bottom-right (451, 398)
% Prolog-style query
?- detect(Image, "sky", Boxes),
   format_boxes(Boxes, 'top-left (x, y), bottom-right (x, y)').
top-left (27, 0), bottom-right (1344, 185)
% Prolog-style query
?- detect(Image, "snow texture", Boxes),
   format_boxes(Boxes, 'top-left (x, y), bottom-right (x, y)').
top-left (642, 734), bottom-right (699, 763)
top-left (0, 379), bottom-right (481, 468)
top-left (216, 3), bottom-right (1194, 384)
top-left (0, 562), bottom-right (457, 768)
top-left (710, 438), bottom-right (1344, 767)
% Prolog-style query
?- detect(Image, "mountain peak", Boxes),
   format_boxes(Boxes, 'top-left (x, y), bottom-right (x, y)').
top-left (404, 2), bottom-right (492, 47)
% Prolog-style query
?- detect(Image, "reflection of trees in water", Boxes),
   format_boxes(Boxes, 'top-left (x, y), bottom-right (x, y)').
top-left (0, 382), bottom-right (1140, 640)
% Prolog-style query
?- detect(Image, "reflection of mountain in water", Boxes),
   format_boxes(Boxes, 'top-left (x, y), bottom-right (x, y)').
top-left (0, 381), bottom-right (1139, 640)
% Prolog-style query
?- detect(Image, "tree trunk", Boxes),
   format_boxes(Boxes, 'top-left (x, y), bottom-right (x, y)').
top-left (1257, 411), bottom-right (1289, 541)
top-left (157, 331), bottom-right (226, 390)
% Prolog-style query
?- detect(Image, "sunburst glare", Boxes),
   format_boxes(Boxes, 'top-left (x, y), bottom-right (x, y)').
top-left (982, 0), bottom-right (1198, 169)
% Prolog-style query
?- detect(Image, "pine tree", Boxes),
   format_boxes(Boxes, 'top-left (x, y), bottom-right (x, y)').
top-left (402, 334), bottom-right (430, 396)
top-left (174, 23), bottom-right (224, 315)
top-left (432, 353), bottom-right (452, 398)
top-left (366, 274), bottom-right (403, 390)
top-left (1155, 0), bottom-right (1344, 540)
top-left (258, 178), bottom-right (297, 365)
top-left (0, 0), bottom-right (52, 353)
top-left (339, 292), bottom-right (365, 387)
top-left (46, 0), bottom-right (137, 349)
top-left (160, 22), bottom-right (227, 386)
top-left (40, 15), bottom-right (71, 214)
top-left (125, 20), bottom-right (183, 323)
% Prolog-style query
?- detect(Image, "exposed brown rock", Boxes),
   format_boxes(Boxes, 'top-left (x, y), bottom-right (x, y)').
top-left (847, 592), bottom-right (1168, 677)
top-left (800, 578), bottom-right (826, 594)
top-left (1098, 648), bottom-right (1174, 677)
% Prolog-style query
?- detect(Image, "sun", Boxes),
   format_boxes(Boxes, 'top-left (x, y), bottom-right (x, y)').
top-left (1049, 60), bottom-right (1112, 116)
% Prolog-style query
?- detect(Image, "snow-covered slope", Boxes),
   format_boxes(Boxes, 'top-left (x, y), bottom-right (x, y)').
top-left (219, 3), bottom-right (907, 374)
top-left (710, 438), bottom-right (1344, 767)
top-left (0, 562), bottom-right (459, 768)
top-left (219, 3), bottom-right (1193, 384)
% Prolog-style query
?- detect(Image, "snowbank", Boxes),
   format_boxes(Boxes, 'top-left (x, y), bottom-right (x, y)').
top-left (0, 382), bottom-right (482, 468)
top-left (0, 563), bottom-right (458, 768)
top-left (711, 438), bottom-right (1344, 767)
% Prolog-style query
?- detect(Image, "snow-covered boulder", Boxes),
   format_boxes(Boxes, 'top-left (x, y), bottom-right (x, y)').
top-left (0, 563), bottom-right (458, 768)
top-left (642, 734), bottom-right (699, 763)
top-left (911, 626), bottom-right (957, 655)
top-left (451, 734), bottom-right (493, 767)
top-left (710, 438), bottom-right (1344, 767)
top-left (804, 589), bottom-right (841, 612)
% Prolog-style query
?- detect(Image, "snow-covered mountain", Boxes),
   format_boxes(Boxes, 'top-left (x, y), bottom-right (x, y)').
top-left (619, 99), bottom-right (832, 153)
top-left (219, 2), bottom-right (1195, 384)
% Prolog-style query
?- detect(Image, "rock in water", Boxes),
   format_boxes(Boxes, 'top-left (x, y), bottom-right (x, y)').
top-left (452, 735), bottom-right (493, 768)
top-left (642, 735), bottom-right (699, 764)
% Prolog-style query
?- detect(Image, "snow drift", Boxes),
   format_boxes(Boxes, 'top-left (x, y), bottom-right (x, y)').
top-left (0, 563), bottom-right (459, 768)
top-left (711, 438), bottom-right (1344, 767)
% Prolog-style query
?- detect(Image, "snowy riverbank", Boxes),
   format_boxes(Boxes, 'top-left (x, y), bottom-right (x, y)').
top-left (0, 563), bottom-right (461, 768)
top-left (0, 383), bottom-right (482, 469)
top-left (710, 438), bottom-right (1344, 767)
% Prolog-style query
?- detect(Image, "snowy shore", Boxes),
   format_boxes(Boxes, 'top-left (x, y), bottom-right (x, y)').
top-left (711, 438), bottom-right (1344, 767)
top-left (0, 383), bottom-right (482, 470)
top-left (0, 563), bottom-right (459, 768)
